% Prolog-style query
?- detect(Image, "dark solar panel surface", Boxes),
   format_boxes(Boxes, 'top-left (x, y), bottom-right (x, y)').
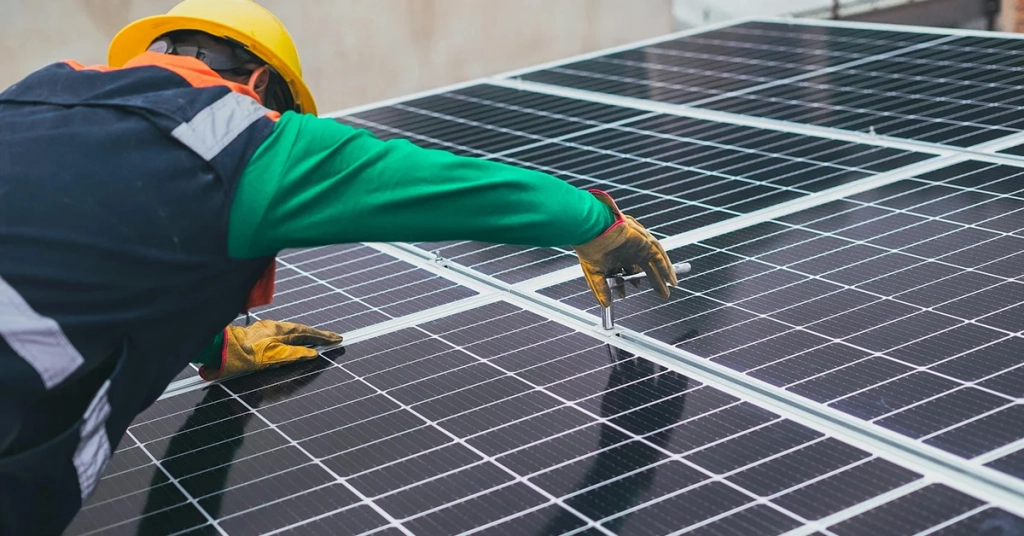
top-left (539, 159), bottom-right (1024, 470)
top-left (252, 245), bottom-right (478, 331)
top-left (167, 245), bottom-right (480, 385)
top-left (518, 21), bottom-right (1024, 147)
top-left (68, 17), bottom-right (1024, 536)
top-left (341, 84), bottom-right (931, 284)
top-left (66, 302), bottom-right (1021, 536)
top-left (517, 21), bottom-right (944, 105)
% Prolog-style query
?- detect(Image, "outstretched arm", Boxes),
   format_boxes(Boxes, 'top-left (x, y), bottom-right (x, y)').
top-left (194, 112), bottom-right (677, 378)
top-left (227, 111), bottom-right (617, 259)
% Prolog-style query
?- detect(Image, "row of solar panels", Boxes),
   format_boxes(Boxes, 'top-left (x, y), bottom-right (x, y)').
top-left (70, 18), bottom-right (1024, 536)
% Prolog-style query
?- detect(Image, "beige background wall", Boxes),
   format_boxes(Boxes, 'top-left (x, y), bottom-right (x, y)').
top-left (0, 0), bottom-right (673, 114)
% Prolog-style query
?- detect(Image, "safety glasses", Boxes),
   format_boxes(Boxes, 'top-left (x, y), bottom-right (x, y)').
top-left (147, 34), bottom-right (259, 72)
top-left (148, 32), bottom-right (298, 114)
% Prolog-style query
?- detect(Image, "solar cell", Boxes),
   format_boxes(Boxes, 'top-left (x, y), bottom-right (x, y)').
top-left (539, 159), bottom-right (1024, 473)
top-left (66, 302), bottom-right (1019, 535)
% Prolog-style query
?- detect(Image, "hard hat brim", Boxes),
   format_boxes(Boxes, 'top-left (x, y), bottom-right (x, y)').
top-left (108, 13), bottom-right (317, 116)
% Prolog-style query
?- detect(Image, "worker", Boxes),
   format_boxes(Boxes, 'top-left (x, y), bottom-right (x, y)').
top-left (0, 0), bottom-right (677, 533)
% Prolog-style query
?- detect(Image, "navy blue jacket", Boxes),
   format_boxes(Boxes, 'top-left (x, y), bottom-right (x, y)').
top-left (0, 54), bottom-right (278, 535)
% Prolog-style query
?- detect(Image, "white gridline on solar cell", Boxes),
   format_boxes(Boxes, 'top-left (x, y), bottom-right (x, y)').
top-left (263, 282), bottom-right (454, 312)
top-left (565, 53), bottom-right (1019, 125)
top-left (334, 388), bottom-right (731, 484)
top-left (422, 108), bottom-right (658, 161)
top-left (331, 310), bottom-right (555, 364)
top-left (268, 262), bottom-right (416, 300)
top-left (382, 103), bottom-right (590, 136)
top-left (420, 240), bottom-right (558, 260)
top-left (116, 428), bottom-right (220, 535)
top-left (128, 389), bottom-right (237, 428)
top-left (350, 333), bottom-right (595, 390)
top-left (631, 211), bottom-right (1022, 349)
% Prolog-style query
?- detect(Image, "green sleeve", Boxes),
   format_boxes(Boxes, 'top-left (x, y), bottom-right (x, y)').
top-left (226, 111), bottom-right (616, 259)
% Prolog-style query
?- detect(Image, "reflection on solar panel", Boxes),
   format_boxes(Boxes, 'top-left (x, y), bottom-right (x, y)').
top-left (69, 16), bottom-right (1024, 536)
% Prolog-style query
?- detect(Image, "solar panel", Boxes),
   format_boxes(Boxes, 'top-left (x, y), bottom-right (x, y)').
top-left (513, 20), bottom-right (1024, 148)
top-left (538, 158), bottom-right (1024, 471)
top-left (65, 302), bottom-right (1020, 535)
top-left (66, 16), bottom-right (1024, 536)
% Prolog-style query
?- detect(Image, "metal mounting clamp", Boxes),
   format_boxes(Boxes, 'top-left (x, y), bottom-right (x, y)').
top-left (601, 262), bottom-right (693, 330)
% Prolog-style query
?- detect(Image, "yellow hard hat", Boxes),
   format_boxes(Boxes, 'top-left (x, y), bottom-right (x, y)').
top-left (108, 0), bottom-right (316, 115)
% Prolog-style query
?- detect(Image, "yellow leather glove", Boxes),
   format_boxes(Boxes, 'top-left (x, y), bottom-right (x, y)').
top-left (572, 190), bottom-right (677, 309)
top-left (198, 320), bottom-right (343, 381)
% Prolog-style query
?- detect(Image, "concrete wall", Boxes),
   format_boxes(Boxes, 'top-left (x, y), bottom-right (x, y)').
top-left (0, 0), bottom-right (674, 113)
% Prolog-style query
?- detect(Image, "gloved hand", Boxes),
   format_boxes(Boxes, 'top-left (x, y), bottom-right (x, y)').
top-left (572, 190), bottom-right (677, 309)
top-left (199, 320), bottom-right (343, 381)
